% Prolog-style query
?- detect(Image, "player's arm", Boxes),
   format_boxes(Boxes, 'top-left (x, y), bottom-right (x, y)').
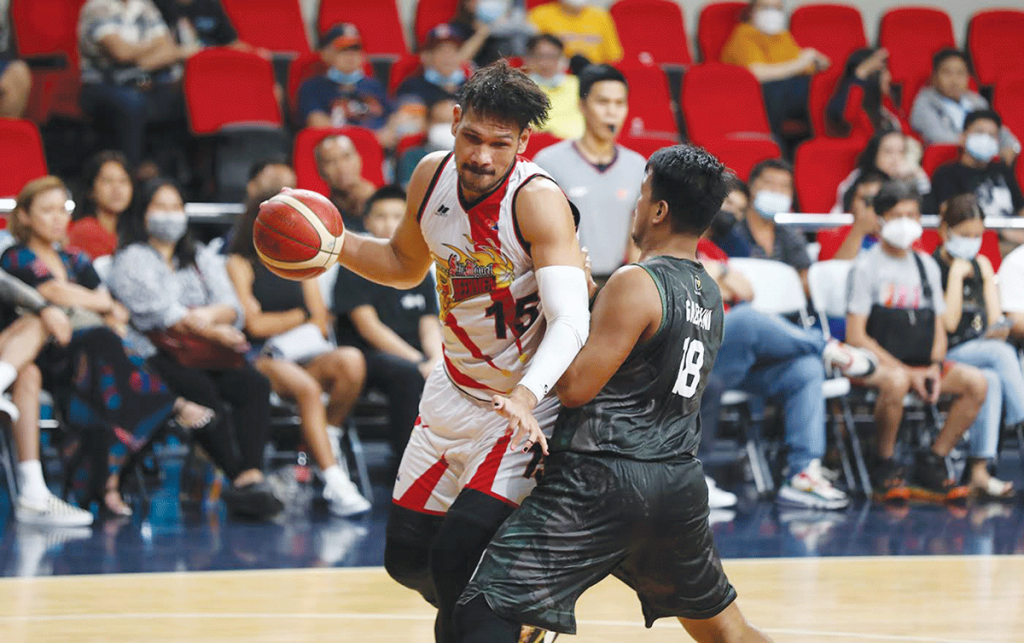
top-left (335, 153), bottom-right (443, 289)
top-left (556, 265), bottom-right (662, 408)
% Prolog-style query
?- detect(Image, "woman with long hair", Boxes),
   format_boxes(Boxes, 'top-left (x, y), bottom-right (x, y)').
top-left (68, 150), bottom-right (133, 259)
top-left (832, 130), bottom-right (930, 212)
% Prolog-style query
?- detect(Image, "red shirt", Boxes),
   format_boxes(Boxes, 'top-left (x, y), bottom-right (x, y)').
top-left (67, 217), bottom-right (117, 259)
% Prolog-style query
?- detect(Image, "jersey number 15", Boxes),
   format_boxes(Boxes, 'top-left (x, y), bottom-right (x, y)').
top-left (672, 338), bottom-right (705, 398)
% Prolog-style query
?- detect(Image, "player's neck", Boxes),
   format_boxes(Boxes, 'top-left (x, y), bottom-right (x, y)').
top-left (639, 234), bottom-right (699, 263)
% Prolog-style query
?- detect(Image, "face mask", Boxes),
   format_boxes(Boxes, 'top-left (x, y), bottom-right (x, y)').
top-left (476, 0), bottom-right (506, 24)
top-left (424, 67), bottom-right (466, 88)
top-left (327, 67), bottom-right (364, 86)
top-left (965, 133), bottom-right (999, 163)
top-left (753, 8), bottom-right (786, 36)
top-left (147, 210), bottom-right (188, 244)
top-left (529, 72), bottom-right (565, 89)
top-left (945, 233), bottom-right (983, 260)
top-left (752, 190), bottom-right (791, 220)
top-left (427, 123), bottom-right (455, 149)
top-left (880, 217), bottom-right (922, 250)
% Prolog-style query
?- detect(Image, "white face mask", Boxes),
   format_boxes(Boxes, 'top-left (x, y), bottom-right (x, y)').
top-left (880, 217), bottom-right (923, 250)
top-left (146, 210), bottom-right (188, 244)
top-left (965, 132), bottom-right (999, 163)
top-left (753, 8), bottom-right (786, 36)
top-left (945, 233), bottom-right (983, 260)
top-left (427, 123), bottom-right (456, 149)
top-left (752, 190), bottom-right (792, 220)
top-left (476, 0), bottom-right (507, 25)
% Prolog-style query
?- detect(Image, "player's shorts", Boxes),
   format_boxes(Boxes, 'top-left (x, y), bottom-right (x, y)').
top-left (391, 369), bottom-right (560, 514)
top-left (458, 451), bottom-right (737, 634)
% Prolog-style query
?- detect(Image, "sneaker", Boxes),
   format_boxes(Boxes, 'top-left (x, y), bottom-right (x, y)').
top-left (705, 476), bottom-right (738, 508)
top-left (222, 480), bottom-right (284, 519)
top-left (324, 476), bottom-right (371, 518)
top-left (822, 339), bottom-right (877, 378)
top-left (16, 493), bottom-right (94, 527)
top-left (519, 626), bottom-right (558, 643)
top-left (871, 458), bottom-right (911, 502)
top-left (908, 451), bottom-right (970, 503)
top-left (777, 460), bottom-right (849, 510)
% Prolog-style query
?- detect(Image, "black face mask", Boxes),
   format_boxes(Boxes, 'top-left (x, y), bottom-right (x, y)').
top-left (710, 209), bottom-right (738, 238)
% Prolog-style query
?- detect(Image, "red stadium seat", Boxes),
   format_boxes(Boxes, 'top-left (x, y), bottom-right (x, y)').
top-left (610, 0), bottom-right (692, 67)
top-left (704, 138), bottom-right (782, 182)
top-left (697, 2), bottom-right (745, 62)
top-left (878, 8), bottom-right (955, 109)
top-left (1018, 156), bottom-right (1024, 201)
top-left (293, 127), bottom-right (386, 194)
top-left (287, 53), bottom-right (375, 125)
top-left (682, 63), bottom-right (772, 143)
top-left (921, 144), bottom-right (960, 177)
top-left (414, 0), bottom-right (459, 50)
top-left (794, 137), bottom-right (862, 213)
top-left (220, 0), bottom-right (310, 54)
top-left (184, 49), bottom-right (282, 135)
top-left (993, 77), bottom-right (1024, 143)
top-left (526, 0), bottom-right (555, 8)
top-left (10, 0), bottom-right (87, 121)
top-left (317, 0), bottom-right (408, 58)
top-left (523, 132), bottom-right (562, 160)
top-left (618, 133), bottom-right (678, 160)
top-left (618, 64), bottom-right (679, 139)
top-left (789, 4), bottom-right (867, 74)
top-left (967, 9), bottom-right (1024, 87)
top-left (389, 54), bottom-right (423, 96)
top-left (0, 119), bottom-right (48, 197)
top-left (396, 133), bottom-right (428, 157)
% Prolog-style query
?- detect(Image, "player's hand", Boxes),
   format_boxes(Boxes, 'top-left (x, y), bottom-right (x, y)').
top-left (492, 386), bottom-right (548, 455)
top-left (581, 246), bottom-right (598, 299)
top-left (40, 306), bottom-right (72, 346)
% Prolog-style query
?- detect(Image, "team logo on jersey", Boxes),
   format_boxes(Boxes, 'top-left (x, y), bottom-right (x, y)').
top-left (434, 236), bottom-right (515, 316)
top-left (436, 204), bottom-right (450, 216)
top-left (693, 274), bottom-right (703, 294)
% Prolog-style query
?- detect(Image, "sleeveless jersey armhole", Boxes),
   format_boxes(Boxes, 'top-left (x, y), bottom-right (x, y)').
top-left (511, 175), bottom-right (582, 257)
top-left (415, 152), bottom-right (453, 223)
top-left (636, 263), bottom-right (667, 344)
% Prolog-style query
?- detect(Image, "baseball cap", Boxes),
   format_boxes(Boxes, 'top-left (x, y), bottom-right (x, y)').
top-left (320, 23), bottom-right (362, 50)
top-left (421, 24), bottom-right (464, 51)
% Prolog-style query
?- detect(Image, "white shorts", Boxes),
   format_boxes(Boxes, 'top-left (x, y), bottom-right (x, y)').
top-left (392, 369), bottom-right (560, 515)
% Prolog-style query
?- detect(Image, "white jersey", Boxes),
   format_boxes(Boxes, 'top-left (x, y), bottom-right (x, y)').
top-left (418, 152), bottom-right (556, 401)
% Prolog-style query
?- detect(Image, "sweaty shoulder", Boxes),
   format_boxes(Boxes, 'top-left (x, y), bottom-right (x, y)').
top-left (602, 264), bottom-right (664, 339)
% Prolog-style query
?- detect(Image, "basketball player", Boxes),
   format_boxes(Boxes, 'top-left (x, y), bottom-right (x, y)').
top-left (454, 145), bottom-right (774, 643)
top-left (331, 60), bottom-right (590, 642)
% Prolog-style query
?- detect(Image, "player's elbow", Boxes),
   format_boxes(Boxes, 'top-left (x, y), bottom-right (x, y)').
top-left (555, 381), bottom-right (592, 408)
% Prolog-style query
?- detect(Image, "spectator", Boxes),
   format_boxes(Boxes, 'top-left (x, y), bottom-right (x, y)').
top-left (396, 97), bottom-right (456, 189)
top-left (109, 178), bottom-right (283, 519)
top-left (0, 0), bottom-right (31, 119)
top-left (998, 243), bottom-right (1024, 342)
top-left (833, 130), bottom-right (929, 213)
top-left (933, 193), bottom-right (1018, 499)
top-left (827, 47), bottom-right (905, 137)
top-left (720, 0), bottom-right (830, 139)
top-left (525, 34), bottom-right (583, 140)
top-left (68, 151), bottom-right (134, 260)
top-left (910, 49), bottom-right (1020, 165)
top-left (154, 0), bottom-right (238, 49)
top-left (818, 169), bottom-right (886, 261)
top-left (707, 176), bottom-right (754, 258)
top-left (245, 157), bottom-right (296, 201)
top-left (398, 24), bottom-right (468, 107)
top-left (528, 0), bottom-right (622, 66)
top-left (449, 0), bottom-right (535, 66)
top-left (78, 0), bottom-right (196, 167)
top-left (844, 180), bottom-right (986, 502)
top-left (3, 176), bottom-right (214, 517)
top-left (226, 192), bottom-right (370, 516)
top-left (332, 186), bottom-right (442, 456)
top-left (298, 24), bottom-right (390, 134)
top-left (533, 64), bottom-right (644, 280)
top-left (315, 134), bottom-right (376, 232)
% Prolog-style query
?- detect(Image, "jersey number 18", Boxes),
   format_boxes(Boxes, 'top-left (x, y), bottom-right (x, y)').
top-left (672, 338), bottom-right (705, 398)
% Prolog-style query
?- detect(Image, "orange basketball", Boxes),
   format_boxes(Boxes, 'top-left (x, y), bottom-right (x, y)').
top-left (254, 188), bottom-right (345, 280)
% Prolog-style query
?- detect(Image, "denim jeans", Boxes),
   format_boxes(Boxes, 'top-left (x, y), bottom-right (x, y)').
top-left (699, 304), bottom-right (827, 475)
top-left (947, 338), bottom-right (1024, 459)
top-left (80, 81), bottom-right (184, 166)
top-left (761, 75), bottom-right (810, 139)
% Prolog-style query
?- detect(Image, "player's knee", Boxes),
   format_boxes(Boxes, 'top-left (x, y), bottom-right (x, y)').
top-left (383, 535), bottom-right (432, 596)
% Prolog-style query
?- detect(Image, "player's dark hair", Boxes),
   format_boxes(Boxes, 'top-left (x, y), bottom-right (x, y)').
top-left (964, 109), bottom-right (1001, 131)
top-left (855, 130), bottom-right (904, 177)
top-left (364, 184), bottom-right (408, 216)
top-left (646, 145), bottom-right (731, 235)
top-left (932, 47), bottom-right (970, 73)
top-left (248, 157), bottom-right (290, 181)
top-left (873, 180), bottom-right (920, 218)
top-left (527, 33), bottom-right (564, 54)
top-left (842, 168), bottom-right (888, 212)
top-left (119, 177), bottom-right (199, 268)
top-left (578, 64), bottom-right (628, 99)
top-left (457, 60), bottom-right (550, 131)
top-left (73, 149), bottom-right (132, 221)
top-left (748, 158), bottom-right (793, 185)
top-left (228, 188), bottom-right (278, 262)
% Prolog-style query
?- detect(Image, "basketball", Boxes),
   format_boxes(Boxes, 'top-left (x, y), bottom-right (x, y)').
top-left (254, 188), bottom-right (345, 280)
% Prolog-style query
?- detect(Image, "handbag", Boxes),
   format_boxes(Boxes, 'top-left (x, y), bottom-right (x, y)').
top-left (262, 322), bottom-right (334, 364)
top-left (148, 327), bottom-right (246, 371)
top-left (865, 253), bottom-right (936, 367)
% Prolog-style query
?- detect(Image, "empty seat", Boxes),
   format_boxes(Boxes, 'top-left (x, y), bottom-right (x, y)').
top-left (967, 9), bottom-right (1024, 87)
top-left (318, 0), bottom-right (408, 57)
top-left (878, 8), bottom-right (955, 108)
top-left (220, 0), bottom-right (309, 54)
top-left (10, 0), bottom-right (88, 121)
top-left (993, 78), bottom-right (1024, 143)
top-left (618, 133), bottom-right (678, 160)
top-left (184, 48), bottom-right (282, 134)
top-left (704, 139), bottom-right (782, 182)
top-left (414, 0), bottom-right (459, 50)
top-left (523, 131), bottom-right (562, 160)
top-left (697, 2), bottom-right (745, 62)
top-left (789, 4), bottom-right (867, 73)
top-left (794, 137), bottom-right (862, 213)
top-left (619, 63), bottom-right (679, 138)
top-left (293, 127), bottom-right (386, 194)
top-left (389, 54), bottom-right (423, 96)
top-left (921, 144), bottom-right (960, 177)
top-left (610, 0), bottom-right (691, 67)
top-left (0, 119), bottom-right (48, 197)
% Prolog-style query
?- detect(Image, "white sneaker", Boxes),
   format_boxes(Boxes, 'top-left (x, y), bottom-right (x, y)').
top-left (324, 476), bottom-right (371, 517)
top-left (777, 460), bottom-right (849, 510)
top-left (822, 339), bottom-right (877, 378)
top-left (16, 493), bottom-right (94, 527)
top-left (705, 476), bottom-right (738, 508)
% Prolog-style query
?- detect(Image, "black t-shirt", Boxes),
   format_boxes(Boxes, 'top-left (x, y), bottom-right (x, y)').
top-left (333, 268), bottom-right (439, 352)
top-left (928, 161), bottom-right (1024, 217)
top-left (396, 75), bottom-right (460, 107)
top-left (155, 0), bottom-right (238, 47)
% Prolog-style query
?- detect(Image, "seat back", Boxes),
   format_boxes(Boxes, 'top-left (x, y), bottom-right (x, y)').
top-left (414, 0), bottom-right (460, 50)
top-left (705, 139), bottom-right (782, 182)
top-left (610, 0), bottom-right (691, 66)
top-left (618, 64), bottom-right (679, 138)
top-left (618, 133), bottom-right (678, 160)
top-left (794, 137), bottom-right (862, 213)
top-left (10, 0), bottom-right (85, 60)
top-left (878, 8), bottom-right (955, 104)
top-left (184, 48), bottom-right (282, 135)
top-left (0, 119), bottom-right (48, 198)
top-left (389, 54), bottom-right (424, 96)
top-left (921, 144), bottom-right (960, 177)
top-left (317, 0), bottom-right (408, 57)
top-left (993, 78), bottom-right (1024, 147)
top-left (293, 126), bottom-right (386, 194)
top-left (807, 259), bottom-right (852, 321)
top-left (220, 0), bottom-right (310, 54)
top-left (697, 2), bottom-right (745, 62)
top-left (728, 258), bottom-right (807, 316)
top-left (789, 4), bottom-right (867, 75)
top-left (523, 131), bottom-right (562, 160)
top-left (681, 63), bottom-right (772, 144)
top-left (967, 9), bottom-right (1024, 87)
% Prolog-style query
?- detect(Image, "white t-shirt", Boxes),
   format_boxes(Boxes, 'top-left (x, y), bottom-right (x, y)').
top-left (997, 245), bottom-right (1024, 314)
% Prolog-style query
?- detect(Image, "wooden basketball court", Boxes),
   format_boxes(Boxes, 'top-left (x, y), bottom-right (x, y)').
top-left (0, 555), bottom-right (1020, 642)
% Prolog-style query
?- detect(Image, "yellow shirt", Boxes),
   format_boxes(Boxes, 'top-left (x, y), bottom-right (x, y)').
top-left (720, 22), bottom-right (804, 69)
top-left (538, 75), bottom-right (584, 140)
top-left (528, 4), bottom-right (623, 65)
